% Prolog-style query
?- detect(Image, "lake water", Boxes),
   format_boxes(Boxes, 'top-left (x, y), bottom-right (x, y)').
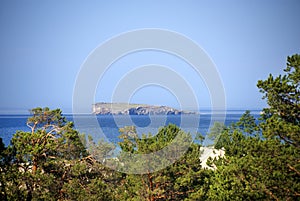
top-left (0, 110), bottom-right (261, 146)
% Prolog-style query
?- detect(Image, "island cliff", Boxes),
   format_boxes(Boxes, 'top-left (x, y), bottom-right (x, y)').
top-left (92, 103), bottom-right (196, 115)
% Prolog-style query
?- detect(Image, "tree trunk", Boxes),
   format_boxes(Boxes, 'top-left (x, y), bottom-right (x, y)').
top-left (32, 158), bottom-right (37, 175)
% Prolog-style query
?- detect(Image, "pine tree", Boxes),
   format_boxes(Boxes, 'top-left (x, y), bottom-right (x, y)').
top-left (208, 54), bottom-right (300, 200)
top-left (116, 124), bottom-right (211, 201)
top-left (0, 107), bottom-right (115, 200)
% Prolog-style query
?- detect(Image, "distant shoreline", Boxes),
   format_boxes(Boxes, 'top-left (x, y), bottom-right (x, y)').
top-left (92, 102), bottom-right (198, 115)
top-left (0, 109), bottom-right (263, 116)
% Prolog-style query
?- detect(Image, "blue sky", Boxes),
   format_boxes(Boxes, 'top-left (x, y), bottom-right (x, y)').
top-left (0, 0), bottom-right (299, 113)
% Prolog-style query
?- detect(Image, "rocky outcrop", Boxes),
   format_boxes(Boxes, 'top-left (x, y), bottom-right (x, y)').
top-left (92, 103), bottom-right (196, 115)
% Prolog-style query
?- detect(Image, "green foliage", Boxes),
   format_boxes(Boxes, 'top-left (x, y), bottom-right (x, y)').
top-left (118, 125), bottom-right (138, 153)
top-left (60, 160), bottom-right (116, 201)
top-left (207, 121), bottom-right (226, 146)
top-left (1, 55), bottom-right (299, 200)
top-left (88, 135), bottom-right (115, 162)
top-left (257, 54), bottom-right (300, 146)
top-left (209, 130), bottom-right (299, 200)
top-left (208, 54), bottom-right (300, 200)
top-left (236, 110), bottom-right (260, 135)
top-left (116, 124), bottom-right (211, 200)
top-left (0, 107), bottom-right (115, 200)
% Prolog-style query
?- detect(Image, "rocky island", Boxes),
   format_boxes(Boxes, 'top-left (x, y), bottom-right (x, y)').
top-left (92, 102), bottom-right (196, 115)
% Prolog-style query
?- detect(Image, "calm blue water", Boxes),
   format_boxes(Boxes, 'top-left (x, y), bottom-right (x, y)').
top-left (0, 111), bottom-right (261, 146)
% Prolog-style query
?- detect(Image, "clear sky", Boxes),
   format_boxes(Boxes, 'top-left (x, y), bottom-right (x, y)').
top-left (0, 0), bottom-right (299, 114)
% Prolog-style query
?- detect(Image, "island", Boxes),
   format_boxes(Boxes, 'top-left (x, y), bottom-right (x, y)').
top-left (92, 102), bottom-right (196, 115)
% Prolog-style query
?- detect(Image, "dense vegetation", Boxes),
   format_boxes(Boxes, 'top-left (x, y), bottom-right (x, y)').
top-left (1, 54), bottom-right (299, 200)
